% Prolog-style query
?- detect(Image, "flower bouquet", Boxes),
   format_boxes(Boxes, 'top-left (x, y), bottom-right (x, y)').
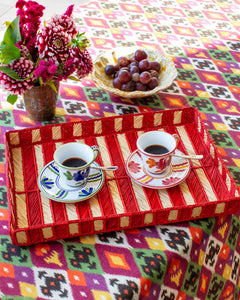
top-left (0, 0), bottom-right (93, 109)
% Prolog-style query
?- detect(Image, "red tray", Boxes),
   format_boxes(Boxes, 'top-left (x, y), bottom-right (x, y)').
top-left (5, 107), bottom-right (240, 245)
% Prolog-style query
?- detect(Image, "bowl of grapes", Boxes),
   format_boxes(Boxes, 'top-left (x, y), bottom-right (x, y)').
top-left (92, 47), bottom-right (178, 98)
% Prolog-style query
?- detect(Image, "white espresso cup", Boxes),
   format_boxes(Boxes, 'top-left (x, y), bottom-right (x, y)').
top-left (54, 142), bottom-right (99, 188)
top-left (137, 131), bottom-right (179, 175)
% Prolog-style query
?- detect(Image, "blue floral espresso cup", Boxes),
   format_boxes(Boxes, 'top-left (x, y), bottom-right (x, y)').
top-left (54, 142), bottom-right (99, 188)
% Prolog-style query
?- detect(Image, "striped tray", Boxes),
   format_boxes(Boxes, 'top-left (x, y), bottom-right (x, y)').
top-left (5, 107), bottom-right (240, 246)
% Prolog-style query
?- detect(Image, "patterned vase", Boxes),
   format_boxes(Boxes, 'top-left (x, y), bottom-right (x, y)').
top-left (23, 81), bottom-right (59, 122)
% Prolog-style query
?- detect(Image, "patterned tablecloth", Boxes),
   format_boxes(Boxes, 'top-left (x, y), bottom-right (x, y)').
top-left (0, 0), bottom-right (240, 299)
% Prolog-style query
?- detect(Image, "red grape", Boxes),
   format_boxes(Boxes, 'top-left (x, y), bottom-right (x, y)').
top-left (118, 69), bottom-right (131, 83)
top-left (134, 49), bottom-right (148, 62)
top-left (130, 66), bottom-right (139, 75)
top-left (118, 56), bottom-right (129, 67)
top-left (121, 81), bottom-right (135, 92)
top-left (129, 61), bottom-right (138, 68)
top-left (139, 59), bottom-right (150, 72)
top-left (113, 78), bottom-right (122, 89)
top-left (105, 65), bottom-right (115, 75)
top-left (135, 82), bottom-right (147, 91)
top-left (140, 71), bottom-right (151, 84)
top-left (148, 77), bottom-right (158, 90)
top-left (149, 61), bottom-right (161, 72)
top-left (132, 73), bottom-right (140, 82)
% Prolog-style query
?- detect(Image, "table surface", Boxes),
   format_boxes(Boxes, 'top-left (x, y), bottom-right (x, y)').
top-left (0, 0), bottom-right (240, 299)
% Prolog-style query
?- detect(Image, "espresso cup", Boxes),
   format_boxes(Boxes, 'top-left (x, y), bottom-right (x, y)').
top-left (137, 131), bottom-right (179, 175)
top-left (54, 142), bottom-right (99, 188)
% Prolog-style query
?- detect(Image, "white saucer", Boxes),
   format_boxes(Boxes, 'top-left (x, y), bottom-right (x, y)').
top-left (126, 149), bottom-right (190, 189)
top-left (38, 161), bottom-right (105, 203)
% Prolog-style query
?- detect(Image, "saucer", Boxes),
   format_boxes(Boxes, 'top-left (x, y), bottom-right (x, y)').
top-left (126, 149), bottom-right (190, 189)
top-left (38, 161), bottom-right (105, 203)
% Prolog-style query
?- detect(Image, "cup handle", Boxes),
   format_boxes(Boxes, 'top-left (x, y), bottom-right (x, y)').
top-left (91, 145), bottom-right (100, 160)
top-left (172, 134), bottom-right (179, 146)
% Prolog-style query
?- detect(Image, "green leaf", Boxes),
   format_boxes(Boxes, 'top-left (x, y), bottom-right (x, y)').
top-left (0, 66), bottom-right (21, 80)
top-left (1, 16), bottom-right (21, 46)
top-left (0, 17), bottom-right (21, 64)
top-left (47, 81), bottom-right (58, 93)
top-left (64, 171), bottom-right (73, 180)
top-left (67, 75), bottom-right (80, 81)
top-left (0, 44), bottom-right (21, 64)
top-left (7, 94), bottom-right (18, 105)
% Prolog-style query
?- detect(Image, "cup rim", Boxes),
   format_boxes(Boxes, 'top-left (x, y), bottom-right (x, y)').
top-left (137, 131), bottom-right (177, 157)
top-left (54, 142), bottom-right (95, 170)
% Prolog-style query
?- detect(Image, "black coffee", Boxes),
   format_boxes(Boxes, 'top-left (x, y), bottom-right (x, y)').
top-left (62, 157), bottom-right (87, 167)
top-left (144, 144), bottom-right (169, 155)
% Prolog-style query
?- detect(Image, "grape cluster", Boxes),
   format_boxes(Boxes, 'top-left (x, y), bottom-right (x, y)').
top-left (104, 49), bottom-right (161, 92)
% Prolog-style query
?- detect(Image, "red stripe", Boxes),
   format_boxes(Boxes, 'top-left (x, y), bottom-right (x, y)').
top-left (22, 145), bottom-right (43, 227)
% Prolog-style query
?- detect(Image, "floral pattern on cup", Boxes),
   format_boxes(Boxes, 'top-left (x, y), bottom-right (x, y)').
top-left (137, 131), bottom-right (178, 176)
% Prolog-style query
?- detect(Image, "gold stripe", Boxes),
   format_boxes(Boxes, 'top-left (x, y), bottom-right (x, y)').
top-left (179, 181), bottom-right (195, 205)
top-left (191, 207), bottom-right (202, 218)
top-left (89, 195), bottom-right (102, 218)
top-left (154, 112), bottom-right (163, 127)
top-left (144, 213), bottom-right (153, 224)
top-left (69, 223), bottom-right (79, 235)
top-left (16, 231), bottom-right (27, 244)
top-left (120, 216), bottom-right (130, 227)
top-left (16, 194), bottom-right (28, 228)
top-left (34, 145), bottom-right (54, 224)
top-left (42, 227), bottom-right (53, 239)
top-left (168, 210), bottom-right (178, 221)
top-left (9, 132), bottom-right (20, 145)
top-left (134, 115), bottom-right (143, 129)
top-left (173, 110), bottom-right (183, 125)
top-left (32, 129), bottom-right (41, 143)
top-left (131, 181), bottom-right (150, 211)
top-left (65, 204), bottom-right (78, 221)
top-left (215, 203), bottom-right (225, 214)
top-left (176, 126), bottom-right (201, 168)
top-left (73, 123), bottom-right (82, 137)
top-left (195, 169), bottom-right (217, 202)
top-left (94, 220), bottom-right (104, 231)
top-left (158, 189), bottom-right (172, 208)
top-left (108, 181), bottom-right (125, 214)
top-left (177, 126), bottom-right (217, 202)
top-left (12, 148), bottom-right (24, 192)
top-left (94, 120), bottom-right (102, 135)
top-left (117, 133), bottom-right (131, 161)
top-left (225, 173), bottom-right (231, 192)
top-left (40, 194), bottom-right (54, 224)
top-left (52, 126), bottom-right (62, 140)
top-left (96, 136), bottom-right (114, 179)
top-left (114, 117), bottom-right (123, 132)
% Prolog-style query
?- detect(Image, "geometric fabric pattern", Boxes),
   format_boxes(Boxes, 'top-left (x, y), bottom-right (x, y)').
top-left (0, 0), bottom-right (240, 299)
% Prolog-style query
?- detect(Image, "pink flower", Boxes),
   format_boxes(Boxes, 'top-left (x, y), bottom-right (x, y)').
top-left (70, 47), bottom-right (93, 79)
top-left (162, 177), bottom-right (180, 185)
top-left (128, 161), bottom-right (141, 173)
top-left (34, 60), bottom-right (57, 83)
top-left (50, 14), bottom-right (77, 37)
top-left (36, 24), bottom-right (71, 65)
top-left (0, 57), bottom-right (35, 95)
top-left (16, 0), bottom-right (45, 60)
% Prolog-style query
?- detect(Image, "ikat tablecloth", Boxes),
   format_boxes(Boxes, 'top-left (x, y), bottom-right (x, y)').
top-left (0, 0), bottom-right (240, 299)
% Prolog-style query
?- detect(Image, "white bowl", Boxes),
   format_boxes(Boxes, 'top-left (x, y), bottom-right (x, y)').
top-left (91, 47), bottom-right (178, 98)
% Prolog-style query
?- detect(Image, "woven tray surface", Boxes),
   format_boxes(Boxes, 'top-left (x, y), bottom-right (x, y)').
top-left (5, 107), bottom-right (240, 245)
